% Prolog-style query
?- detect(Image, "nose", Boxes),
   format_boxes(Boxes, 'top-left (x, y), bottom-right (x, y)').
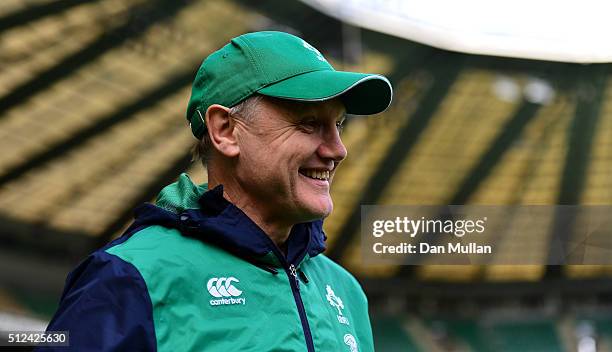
top-left (317, 126), bottom-right (347, 163)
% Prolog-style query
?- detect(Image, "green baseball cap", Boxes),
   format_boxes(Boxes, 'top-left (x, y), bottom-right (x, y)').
top-left (186, 31), bottom-right (393, 139)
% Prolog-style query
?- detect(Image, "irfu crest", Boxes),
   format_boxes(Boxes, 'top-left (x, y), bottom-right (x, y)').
top-left (326, 285), bottom-right (349, 325)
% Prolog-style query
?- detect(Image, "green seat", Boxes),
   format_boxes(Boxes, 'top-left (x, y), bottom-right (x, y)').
top-left (489, 320), bottom-right (563, 352)
top-left (372, 316), bottom-right (421, 352)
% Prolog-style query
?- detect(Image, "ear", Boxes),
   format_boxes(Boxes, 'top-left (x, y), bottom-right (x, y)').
top-left (205, 104), bottom-right (240, 158)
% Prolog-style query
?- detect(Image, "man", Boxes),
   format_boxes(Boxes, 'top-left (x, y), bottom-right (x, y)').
top-left (42, 31), bottom-right (392, 351)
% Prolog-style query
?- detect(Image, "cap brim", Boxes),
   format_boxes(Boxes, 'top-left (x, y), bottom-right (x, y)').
top-left (256, 70), bottom-right (393, 115)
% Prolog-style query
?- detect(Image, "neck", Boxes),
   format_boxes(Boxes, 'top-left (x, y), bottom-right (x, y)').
top-left (208, 169), bottom-right (292, 248)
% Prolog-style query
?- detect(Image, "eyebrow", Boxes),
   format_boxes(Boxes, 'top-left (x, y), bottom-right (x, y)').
top-left (275, 99), bottom-right (346, 121)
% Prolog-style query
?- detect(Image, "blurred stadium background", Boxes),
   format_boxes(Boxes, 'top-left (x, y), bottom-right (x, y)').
top-left (1, 0), bottom-right (612, 351)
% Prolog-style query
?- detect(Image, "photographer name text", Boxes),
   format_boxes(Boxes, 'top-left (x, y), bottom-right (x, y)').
top-left (373, 242), bottom-right (492, 254)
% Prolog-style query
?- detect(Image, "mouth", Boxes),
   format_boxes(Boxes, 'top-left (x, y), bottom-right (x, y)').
top-left (298, 168), bottom-right (331, 182)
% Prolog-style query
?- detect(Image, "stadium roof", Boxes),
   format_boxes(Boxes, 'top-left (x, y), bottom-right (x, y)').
top-left (300, 0), bottom-right (612, 63)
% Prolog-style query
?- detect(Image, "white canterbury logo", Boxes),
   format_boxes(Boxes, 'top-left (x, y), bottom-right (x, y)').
top-left (207, 277), bottom-right (242, 297)
top-left (206, 277), bottom-right (246, 306)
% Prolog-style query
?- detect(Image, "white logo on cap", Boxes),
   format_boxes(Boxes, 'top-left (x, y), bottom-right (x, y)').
top-left (302, 40), bottom-right (326, 62)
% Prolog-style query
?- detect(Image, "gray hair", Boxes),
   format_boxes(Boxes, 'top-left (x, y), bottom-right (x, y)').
top-left (191, 94), bottom-right (264, 167)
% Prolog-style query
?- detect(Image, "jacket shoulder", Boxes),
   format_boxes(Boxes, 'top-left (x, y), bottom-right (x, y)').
top-left (104, 225), bottom-right (237, 296)
top-left (105, 225), bottom-right (223, 270)
top-left (42, 248), bottom-right (156, 351)
top-left (308, 254), bottom-right (361, 282)
top-left (307, 254), bottom-right (367, 300)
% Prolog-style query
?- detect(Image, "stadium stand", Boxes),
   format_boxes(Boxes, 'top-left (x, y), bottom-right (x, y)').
top-left (372, 316), bottom-right (421, 352)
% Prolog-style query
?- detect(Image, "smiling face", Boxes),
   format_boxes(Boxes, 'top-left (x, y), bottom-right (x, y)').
top-left (232, 97), bottom-right (347, 226)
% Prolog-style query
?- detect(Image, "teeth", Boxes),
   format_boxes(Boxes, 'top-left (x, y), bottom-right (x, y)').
top-left (302, 169), bottom-right (330, 180)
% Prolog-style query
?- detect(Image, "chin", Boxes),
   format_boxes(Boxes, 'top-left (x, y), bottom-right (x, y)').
top-left (300, 198), bottom-right (333, 221)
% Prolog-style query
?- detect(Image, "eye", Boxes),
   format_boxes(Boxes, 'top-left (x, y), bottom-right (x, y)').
top-left (335, 120), bottom-right (345, 133)
top-left (298, 117), bottom-right (319, 133)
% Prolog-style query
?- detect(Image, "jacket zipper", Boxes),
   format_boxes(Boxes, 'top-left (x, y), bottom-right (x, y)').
top-left (261, 228), bottom-right (316, 351)
top-left (286, 263), bottom-right (315, 352)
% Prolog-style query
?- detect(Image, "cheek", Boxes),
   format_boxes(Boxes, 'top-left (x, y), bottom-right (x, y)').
top-left (241, 133), bottom-right (319, 176)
